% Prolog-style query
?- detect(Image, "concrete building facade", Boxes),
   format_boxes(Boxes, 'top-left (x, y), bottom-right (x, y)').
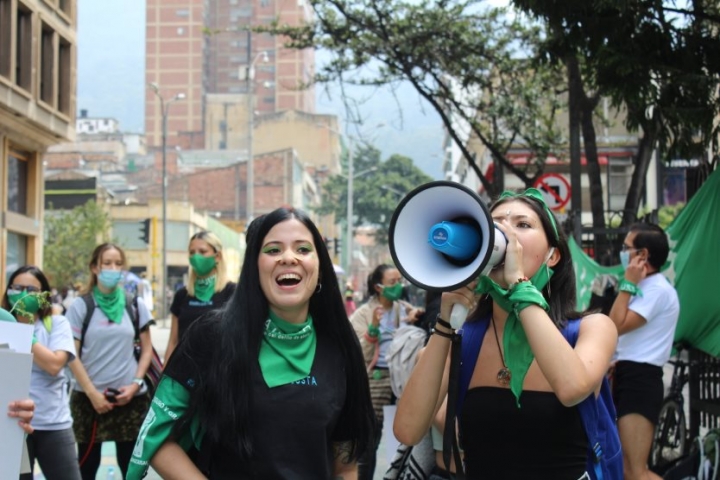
top-left (0, 0), bottom-right (77, 286)
top-left (145, 0), bottom-right (315, 152)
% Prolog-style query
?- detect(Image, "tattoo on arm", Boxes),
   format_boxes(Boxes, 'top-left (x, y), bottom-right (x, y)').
top-left (333, 440), bottom-right (353, 465)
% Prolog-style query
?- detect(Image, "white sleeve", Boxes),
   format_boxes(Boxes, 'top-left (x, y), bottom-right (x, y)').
top-left (137, 297), bottom-right (153, 329)
top-left (49, 315), bottom-right (77, 362)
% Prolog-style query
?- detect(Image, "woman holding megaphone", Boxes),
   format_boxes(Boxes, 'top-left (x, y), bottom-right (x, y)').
top-left (394, 190), bottom-right (618, 480)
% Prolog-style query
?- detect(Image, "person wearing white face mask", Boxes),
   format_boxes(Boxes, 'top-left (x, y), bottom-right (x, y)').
top-left (66, 243), bottom-right (154, 480)
top-left (609, 223), bottom-right (679, 480)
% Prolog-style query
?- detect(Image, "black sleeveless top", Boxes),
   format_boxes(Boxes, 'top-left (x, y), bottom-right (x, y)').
top-left (460, 387), bottom-right (587, 480)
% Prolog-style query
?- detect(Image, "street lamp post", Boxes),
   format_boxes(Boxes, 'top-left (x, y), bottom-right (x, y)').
top-left (243, 51), bottom-right (268, 222)
top-left (150, 83), bottom-right (185, 319)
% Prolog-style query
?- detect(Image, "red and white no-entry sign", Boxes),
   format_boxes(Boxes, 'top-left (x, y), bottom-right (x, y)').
top-left (533, 173), bottom-right (571, 211)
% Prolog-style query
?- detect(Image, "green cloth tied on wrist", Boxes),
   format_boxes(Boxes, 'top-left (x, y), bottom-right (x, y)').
top-left (368, 324), bottom-right (380, 337)
top-left (618, 279), bottom-right (643, 297)
top-left (475, 263), bottom-right (553, 407)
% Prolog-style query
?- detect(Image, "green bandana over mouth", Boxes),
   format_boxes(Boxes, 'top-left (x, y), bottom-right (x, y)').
top-left (258, 311), bottom-right (317, 388)
top-left (93, 286), bottom-right (125, 324)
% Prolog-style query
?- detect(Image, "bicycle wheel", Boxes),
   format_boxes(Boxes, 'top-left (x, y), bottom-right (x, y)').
top-left (650, 398), bottom-right (688, 471)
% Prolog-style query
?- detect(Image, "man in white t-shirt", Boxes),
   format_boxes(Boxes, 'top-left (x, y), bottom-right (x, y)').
top-left (609, 223), bottom-right (680, 480)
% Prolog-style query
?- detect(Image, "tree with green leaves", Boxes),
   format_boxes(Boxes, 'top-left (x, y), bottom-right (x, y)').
top-left (315, 143), bottom-right (432, 244)
top-left (256, 0), bottom-right (566, 198)
top-left (516, 0), bottom-right (720, 229)
top-left (44, 201), bottom-right (112, 289)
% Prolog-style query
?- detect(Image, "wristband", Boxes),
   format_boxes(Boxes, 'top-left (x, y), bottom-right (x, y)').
top-left (367, 324), bottom-right (380, 337)
top-left (435, 316), bottom-right (453, 331)
top-left (431, 327), bottom-right (459, 342)
top-left (32, 335), bottom-right (38, 345)
top-left (618, 279), bottom-right (643, 297)
top-left (508, 282), bottom-right (549, 315)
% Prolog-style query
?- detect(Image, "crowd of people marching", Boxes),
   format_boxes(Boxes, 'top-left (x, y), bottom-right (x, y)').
top-left (5, 193), bottom-right (680, 480)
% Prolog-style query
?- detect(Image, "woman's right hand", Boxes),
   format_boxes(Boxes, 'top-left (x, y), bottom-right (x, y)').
top-left (88, 389), bottom-right (114, 414)
top-left (439, 283), bottom-right (477, 324)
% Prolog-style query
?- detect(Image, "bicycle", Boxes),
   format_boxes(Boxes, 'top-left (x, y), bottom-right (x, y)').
top-left (650, 342), bottom-right (692, 472)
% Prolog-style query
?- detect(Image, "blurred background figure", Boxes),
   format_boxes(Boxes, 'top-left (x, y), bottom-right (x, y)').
top-left (4, 266), bottom-right (81, 480)
top-left (138, 272), bottom-right (154, 315)
top-left (345, 281), bottom-right (357, 316)
top-left (66, 243), bottom-right (154, 480)
top-left (164, 231), bottom-right (235, 363)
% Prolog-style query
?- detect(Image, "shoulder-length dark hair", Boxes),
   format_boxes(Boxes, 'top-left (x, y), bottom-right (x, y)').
top-left (179, 207), bottom-right (376, 461)
top-left (3, 265), bottom-right (53, 319)
top-left (473, 194), bottom-right (583, 327)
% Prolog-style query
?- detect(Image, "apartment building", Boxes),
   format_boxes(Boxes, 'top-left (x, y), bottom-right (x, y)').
top-left (0, 0), bottom-right (77, 283)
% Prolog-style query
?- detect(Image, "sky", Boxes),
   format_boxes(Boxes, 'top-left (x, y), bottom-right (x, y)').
top-left (76, 0), bottom-right (445, 179)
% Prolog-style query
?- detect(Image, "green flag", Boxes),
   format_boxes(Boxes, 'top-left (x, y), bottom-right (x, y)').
top-left (569, 237), bottom-right (624, 311)
top-left (666, 167), bottom-right (720, 356)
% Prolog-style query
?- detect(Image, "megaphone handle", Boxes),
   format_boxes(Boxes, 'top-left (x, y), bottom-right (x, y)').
top-left (449, 304), bottom-right (469, 330)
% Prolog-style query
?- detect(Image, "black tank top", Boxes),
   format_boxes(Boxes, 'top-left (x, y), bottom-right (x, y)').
top-left (460, 387), bottom-right (587, 480)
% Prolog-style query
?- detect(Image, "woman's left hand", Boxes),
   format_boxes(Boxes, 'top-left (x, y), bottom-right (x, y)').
top-left (115, 384), bottom-right (140, 406)
top-left (8, 399), bottom-right (35, 434)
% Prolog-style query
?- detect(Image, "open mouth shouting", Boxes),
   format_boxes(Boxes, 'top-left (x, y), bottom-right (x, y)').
top-left (276, 272), bottom-right (302, 288)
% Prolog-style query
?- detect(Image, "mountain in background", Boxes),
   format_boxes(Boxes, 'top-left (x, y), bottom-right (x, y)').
top-left (76, 0), bottom-right (444, 179)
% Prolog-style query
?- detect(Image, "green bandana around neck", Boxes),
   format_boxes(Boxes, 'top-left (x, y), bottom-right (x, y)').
top-left (498, 188), bottom-right (559, 240)
top-left (193, 275), bottom-right (216, 302)
top-left (475, 262), bottom-right (553, 407)
top-left (93, 286), bottom-right (125, 324)
top-left (258, 311), bottom-right (317, 388)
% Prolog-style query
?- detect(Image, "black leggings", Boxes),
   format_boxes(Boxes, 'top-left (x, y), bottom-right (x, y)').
top-left (77, 441), bottom-right (135, 480)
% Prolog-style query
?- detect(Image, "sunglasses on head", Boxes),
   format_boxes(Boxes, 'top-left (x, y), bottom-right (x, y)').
top-left (8, 284), bottom-right (42, 293)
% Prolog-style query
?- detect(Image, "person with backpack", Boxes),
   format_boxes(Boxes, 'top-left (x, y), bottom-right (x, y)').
top-left (394, 189), bottom-right (620, 480)
top-left (350, 264), bottom-right (423, 480)
top-left (66, 243), bottom-right (154, 480)
top-left (3, 266), bottom-right (81, 480)
top-left (163, 230), bottom-right (235, 363)
top-left (608, 223), bottom-right (680, 480)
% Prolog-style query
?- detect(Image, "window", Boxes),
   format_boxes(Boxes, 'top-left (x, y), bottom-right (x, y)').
top-left (176, 9), bottom-right (189, 17)
top-left (608, 161), bottom-right (631, 211)
top-left (58, 0), bottom-right (71, 15)
top-left (15, 4), bottom-right (32, 90)
top-left (0, 0), bottom-right (11, 78)
top-left (7, 150), bottom-right (29, 215)
top-left (177, 27), bottom-right (185, 35)
top-left (58, 36), bottom-right (71, 114)
top-left (40, 24), bottom-right (55, 105)
top-left (6, 232), bottom-right (28, 282)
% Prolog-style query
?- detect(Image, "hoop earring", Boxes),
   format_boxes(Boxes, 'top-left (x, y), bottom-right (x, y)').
top-left (315, 282), bottom-right (322, 294)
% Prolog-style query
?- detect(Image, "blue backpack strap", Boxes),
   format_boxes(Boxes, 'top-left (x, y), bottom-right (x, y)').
top-left (562, 318), bottom-right (619, 480)
top-left (457, 317), bottom-right (489, 416)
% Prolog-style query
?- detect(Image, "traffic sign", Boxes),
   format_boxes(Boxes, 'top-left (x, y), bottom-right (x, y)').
top-left (533, 173), bottom-right (571, 211)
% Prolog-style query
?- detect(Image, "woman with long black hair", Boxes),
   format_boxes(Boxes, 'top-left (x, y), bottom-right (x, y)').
top-left (129, 207), bottom-right (376, 479)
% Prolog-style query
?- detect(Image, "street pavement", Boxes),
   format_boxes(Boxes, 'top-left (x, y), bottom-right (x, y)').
top-left (35, 319), bottom-right (391, 479)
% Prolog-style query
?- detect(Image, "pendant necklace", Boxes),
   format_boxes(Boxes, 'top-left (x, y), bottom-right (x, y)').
top-left (491, 316), bottom-right (511, 387)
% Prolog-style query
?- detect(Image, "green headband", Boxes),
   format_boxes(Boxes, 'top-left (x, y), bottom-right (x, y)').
top-left (498, 188), bottom-right (559, 240)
